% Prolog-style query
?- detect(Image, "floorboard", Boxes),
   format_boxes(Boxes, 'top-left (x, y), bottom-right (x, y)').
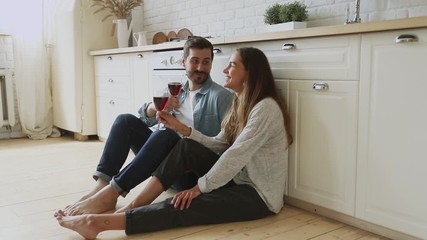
top-left (0, 136), bottom-right (389, 240)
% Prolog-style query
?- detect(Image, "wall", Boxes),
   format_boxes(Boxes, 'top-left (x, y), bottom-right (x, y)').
top-left (138, 0), bottom-right (427, 44)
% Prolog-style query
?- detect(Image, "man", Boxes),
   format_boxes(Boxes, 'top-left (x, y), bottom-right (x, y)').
top-left (63, 36), bottom-right (233, 216)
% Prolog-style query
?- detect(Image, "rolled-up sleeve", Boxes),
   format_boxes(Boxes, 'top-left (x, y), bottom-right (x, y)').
top-left (137, 102), bottom-right (157, 127)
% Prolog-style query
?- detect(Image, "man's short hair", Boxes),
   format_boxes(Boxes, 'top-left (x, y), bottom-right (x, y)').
top-left (183, 36), bottom-right (214, 60)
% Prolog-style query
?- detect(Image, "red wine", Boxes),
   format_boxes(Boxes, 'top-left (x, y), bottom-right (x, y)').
top-left (153, 97), bottom-right (168, 111)
top-left (168, 82), bottom-right (182, 96)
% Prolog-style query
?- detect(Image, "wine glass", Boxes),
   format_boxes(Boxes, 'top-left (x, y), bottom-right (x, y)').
top-left (168, 81), bottom-right (182, 114)
top-left (152, 91), bottom-right (169, 130)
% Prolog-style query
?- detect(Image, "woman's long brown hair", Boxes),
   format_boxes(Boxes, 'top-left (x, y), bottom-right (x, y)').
top-left (222, 47), bottom-right (293, 146)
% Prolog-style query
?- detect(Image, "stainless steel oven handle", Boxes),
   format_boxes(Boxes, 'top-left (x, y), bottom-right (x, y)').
top-left (213, 48), bottom-right (222, 54)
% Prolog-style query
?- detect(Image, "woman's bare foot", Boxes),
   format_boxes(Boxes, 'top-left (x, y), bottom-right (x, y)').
top-left (55, 210), bottom-right (100, 240)
top-left (64, 185), bottom-right (120, 216)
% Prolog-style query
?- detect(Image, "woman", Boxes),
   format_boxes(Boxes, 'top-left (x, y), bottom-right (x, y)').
top-left (54, 47), bottom-right (293, 239)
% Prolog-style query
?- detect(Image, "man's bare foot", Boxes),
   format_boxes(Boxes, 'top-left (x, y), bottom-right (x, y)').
top-left (64, 185), bottom-right (119, 216)
top-left (55, 210), bottom-right (99, 240)
top-left (64, 179), bottom-right (109, 210)
top-left (114, 203), bottom-right (133, 214)
top-left (79, 178), bottom-right (109, 202)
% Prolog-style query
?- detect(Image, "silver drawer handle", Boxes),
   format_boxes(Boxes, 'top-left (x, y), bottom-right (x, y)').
top-left (108, 78), bottom-right (114, 83)
top-left (137, 54), bottom-right (143, 58)
top-left (282, 43), bottom-right (296, 50)
top-left (109, 100), bottom-right (115, 105)
top-left (395, 34), bottom-right (418, 43)
top-left (107, 56), bottom-right (112, 60)
top-left (213, 48), bottom-right (222, 54)
top-left (313, 82), bottom-right (329, 91)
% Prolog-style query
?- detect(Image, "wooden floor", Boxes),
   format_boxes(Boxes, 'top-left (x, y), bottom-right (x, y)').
top-left (0, 135), bottom-right (390, 240)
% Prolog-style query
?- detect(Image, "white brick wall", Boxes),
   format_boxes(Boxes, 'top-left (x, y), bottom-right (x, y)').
top-left (138, 0), bottom-right (427, 44)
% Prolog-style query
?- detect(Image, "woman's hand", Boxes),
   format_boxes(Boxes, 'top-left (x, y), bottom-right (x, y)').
top-left (171, 185), bottom-right (201, 210)
top-left (156, 111), bottom-right (179, 129)
top-left (157, 111), bottom-right (192, 136)
top-left (166, 96), bottom-right (180, 111)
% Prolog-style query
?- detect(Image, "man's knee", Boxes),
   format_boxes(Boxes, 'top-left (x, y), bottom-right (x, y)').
top-left (113, 114), bottom-right (146, 130)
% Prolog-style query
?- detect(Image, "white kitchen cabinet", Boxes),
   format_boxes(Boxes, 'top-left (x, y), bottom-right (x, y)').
top-left (275, 80), bottom-right (290, 195)
top-left (288, 80), bottom-right (359, 215)
top-left (131, 52), bottom-right (152, 111)
top-left (94, 54), bottom-right (132, 140)
top-left (241, 35), bottom-right (360, 81)
top-left (248, 35), bottom-right (360, 215)
top-left (94, 52), bottom-right (152, 140)
top-left (51, 0), bottom-right (116, 139)
top-left (357, 29), bottom-right (427, 239)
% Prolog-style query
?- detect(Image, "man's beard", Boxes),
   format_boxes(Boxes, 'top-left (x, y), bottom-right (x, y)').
top-left (187, 70), bottom-right (209, 85)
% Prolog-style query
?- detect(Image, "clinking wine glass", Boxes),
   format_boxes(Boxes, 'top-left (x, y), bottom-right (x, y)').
top-left (153, 93), bottom-right (169, 130)
top-left (168, 81), bottom-right (182, 114)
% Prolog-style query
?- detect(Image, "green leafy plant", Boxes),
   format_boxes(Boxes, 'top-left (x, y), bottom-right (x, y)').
top-left (264, 1), bottom-right (308, 25)
top-left (264, 3), bottom-right (283, 25)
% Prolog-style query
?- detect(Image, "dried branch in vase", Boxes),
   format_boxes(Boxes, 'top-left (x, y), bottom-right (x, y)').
top-left (91, 0), bottom-right (144, 22)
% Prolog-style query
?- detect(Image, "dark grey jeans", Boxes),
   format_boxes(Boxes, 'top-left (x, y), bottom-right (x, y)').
top-left (125, 138), bottom-right (273, 235)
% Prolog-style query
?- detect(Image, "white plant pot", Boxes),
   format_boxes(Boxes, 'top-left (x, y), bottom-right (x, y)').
top-left (265, 21), bottom-right (307, 32)
top-left (115, 19), bottom-right (133, 48)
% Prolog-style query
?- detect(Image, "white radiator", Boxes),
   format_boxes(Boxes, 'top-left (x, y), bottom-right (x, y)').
top-left (0, 69), bottom-right (16, 128)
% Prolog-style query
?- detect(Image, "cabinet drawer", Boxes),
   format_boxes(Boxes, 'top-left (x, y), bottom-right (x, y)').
top-left (94, 54), bottom-right (130, 76)
top-left (96, 76), bottom-right (131, 99)
top-left (96, 96), bottom-right (132, 139)
top-left (243, 35), bottom-right (360, 81)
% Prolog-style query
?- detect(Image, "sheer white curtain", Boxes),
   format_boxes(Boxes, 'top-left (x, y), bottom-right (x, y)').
top-left (0, 0), bottom-right (55, 139)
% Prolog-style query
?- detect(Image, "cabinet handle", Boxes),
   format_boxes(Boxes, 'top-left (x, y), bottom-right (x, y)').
top-left (108, 78), bottom-right (114, 83)
top-left (395, 34), bottom-right (418, 44)
top-left (213, 48), bottom-right (222, 54)
top-left (109, 100), bottom-right (115, 105)
top-left (282, 43), bottom-right (296, 50)
top-left (313, 82), bottom-right (329, 91)
top-left (137, 54), bottom-right (143, 58)
top-left (107, 56), bottom-right (112, 60)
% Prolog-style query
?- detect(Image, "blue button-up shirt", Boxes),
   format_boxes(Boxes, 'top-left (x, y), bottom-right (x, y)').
top-left (138, 76), bottom-right (233, 137)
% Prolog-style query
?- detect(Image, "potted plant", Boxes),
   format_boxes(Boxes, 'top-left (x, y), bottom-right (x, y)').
top-left (264, 1), bottom-right (308, 32)
top-left (91, 0), bottom-right (144, 48)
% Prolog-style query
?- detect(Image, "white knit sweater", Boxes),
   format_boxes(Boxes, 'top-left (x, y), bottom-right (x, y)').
top-left (188, 97), bottom-right (289, 213)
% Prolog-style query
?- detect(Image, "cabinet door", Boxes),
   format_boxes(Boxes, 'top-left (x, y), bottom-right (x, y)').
top-left (357, 29), bottom-right (427, 239)
top-left (96, 97), bottom-right (131, 140)
top-left (131, 52), bottom-right (151, 112)
top-left (94, 54), bottom-right (131, 140)
top-left (275, 80), bottom-right (290, 195)
top-left (288, 80), bottom-right (358, 215)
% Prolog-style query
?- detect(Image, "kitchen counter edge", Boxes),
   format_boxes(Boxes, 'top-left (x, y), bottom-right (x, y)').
top-left (90, 16), bottom-right (427, 56)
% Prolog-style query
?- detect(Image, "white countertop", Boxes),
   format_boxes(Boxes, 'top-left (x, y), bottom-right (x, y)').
top-left (90, 16), bottom-right (427, 56)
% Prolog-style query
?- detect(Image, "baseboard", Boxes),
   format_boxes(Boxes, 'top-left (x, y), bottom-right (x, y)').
top-left (284, 196), bottom-right (421, 240)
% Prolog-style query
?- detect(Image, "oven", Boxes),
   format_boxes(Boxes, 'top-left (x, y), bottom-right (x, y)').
top-left (149, 46), bottom-right (232, 98)
top-left (150, 49), bottom-right (186, 96)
